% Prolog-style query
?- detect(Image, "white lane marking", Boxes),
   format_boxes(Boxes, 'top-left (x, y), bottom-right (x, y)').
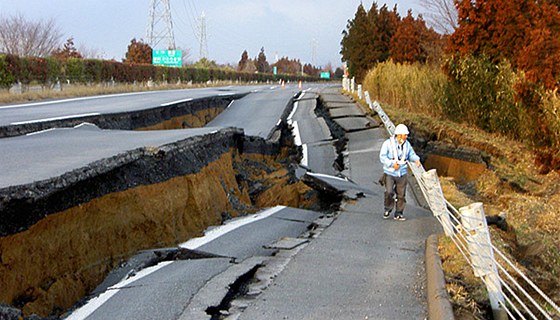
top-left (307, 172), bottom-right (349, 182)
top-left (289, 120), bottom-right (308, 167)
top-left (25, 128), bottom-right (56, 136)
top-left (180, 206), bottom-right (287, 250)
top-left (65, 261), bottom-right (173, 320)
top-left (287, 101), bottom-right (299, 121)
top-left (10, 113), bottom-right (101, 125)
top-left (291, 121), bottom-right (302, 146)
top-left (160, 98), bottom-right (193, 106)
top-left (301, 144), bottom-right (309, 167)
top-left (225, 100), bottom-right (234, 109)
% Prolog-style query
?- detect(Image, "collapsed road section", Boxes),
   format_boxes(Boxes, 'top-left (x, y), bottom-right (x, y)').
top-left (0, 85), bottom-right (342, 319)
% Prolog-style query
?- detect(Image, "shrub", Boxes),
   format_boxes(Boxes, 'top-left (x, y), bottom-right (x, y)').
top-left (0, 55), bottom-right (16, 88)
top-left (101, 60), bottom-right (118, 82)
top-left (444, 55), bottom-right (527, 140)
top-left (83, 59), bottom-right (103, 83)
top-left (45, 57), bottom-right (61, 86)
top-left (65, 58), bottom-right (85, 83)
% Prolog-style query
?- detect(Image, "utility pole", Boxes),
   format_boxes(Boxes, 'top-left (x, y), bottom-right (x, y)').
top-left (146, 0), bottom-right (176, 50)
top-left (311, 38), bottom-right (318, 66)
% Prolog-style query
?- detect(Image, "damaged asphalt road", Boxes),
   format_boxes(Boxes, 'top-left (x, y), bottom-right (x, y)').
top-left (80, 86), bottom-right (442, 320)
top-left (69, 206), bottom-right (324, 320)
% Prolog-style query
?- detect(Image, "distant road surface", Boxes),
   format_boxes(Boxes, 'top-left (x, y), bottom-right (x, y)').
top-left (0, 86), bottom-right (265, 127)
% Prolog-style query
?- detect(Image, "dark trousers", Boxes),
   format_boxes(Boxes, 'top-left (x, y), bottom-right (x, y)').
top-left (384, 174), bottom-right (408, 214)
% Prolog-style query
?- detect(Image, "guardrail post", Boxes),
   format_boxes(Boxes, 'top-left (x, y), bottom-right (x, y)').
top-left (460, 203), bottom-right (507, 320)
top-left (357, 84), bottom-right (363, 99)
top-left (351, 77), bottom-right (355, 93)
top-left (364, 91), bottom-right (373, 110)
top-left (421, 169), bottom-right (454, 236)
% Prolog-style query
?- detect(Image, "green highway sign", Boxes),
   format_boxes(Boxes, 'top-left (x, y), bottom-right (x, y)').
top-left (152, 50), bottom-right (182, 67)
top-left (320, 72), bottom-right (331, 79)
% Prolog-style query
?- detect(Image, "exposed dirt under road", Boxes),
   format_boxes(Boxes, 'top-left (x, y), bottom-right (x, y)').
top-left (0, 147), bottom-right (323, 317)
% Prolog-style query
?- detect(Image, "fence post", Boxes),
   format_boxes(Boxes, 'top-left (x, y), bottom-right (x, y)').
top-left (351, 77), bottom-right (355, 93)
top-left (421, 169), bottom-right (454, 236)
top-left (460, 203), bottom-right (507, 320)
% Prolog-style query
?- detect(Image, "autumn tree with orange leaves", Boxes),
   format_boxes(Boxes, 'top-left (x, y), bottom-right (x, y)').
top-left (124, 38), bottom-right (152, 65)
top-left (444, 0), bottom-right (560, 157)
top-left (390, 10), bottom-right (441, 64)
top-left (448, 0), bottom-right (560, 90)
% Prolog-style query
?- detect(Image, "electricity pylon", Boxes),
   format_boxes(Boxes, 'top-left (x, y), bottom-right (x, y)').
top-left (197, 11), bottom-right (208, 59)
top-left (146, 0), bottom-right (176, 50)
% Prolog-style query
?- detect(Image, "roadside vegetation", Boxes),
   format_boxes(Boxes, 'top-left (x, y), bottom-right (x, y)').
top-left (342, 0), bottom-right (560, 318)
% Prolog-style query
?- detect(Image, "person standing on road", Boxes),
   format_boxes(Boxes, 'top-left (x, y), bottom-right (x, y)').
top-left (379, 124), bottom-right (421, 221)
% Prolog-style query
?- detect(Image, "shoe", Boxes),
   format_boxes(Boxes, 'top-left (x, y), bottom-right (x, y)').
top-left (394, 214), bottom-right (406, 221)
top-left (383, 211), bottom-right (391, 219)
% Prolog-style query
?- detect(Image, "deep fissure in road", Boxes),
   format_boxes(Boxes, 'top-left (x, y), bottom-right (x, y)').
top-left (206, 265), bottom-right (262, 319)
top-left (314, 96), bottom-right (348, 171)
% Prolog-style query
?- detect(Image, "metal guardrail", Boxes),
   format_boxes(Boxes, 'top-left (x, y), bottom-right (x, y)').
top-left (343, 80), bottom-right (560, 319)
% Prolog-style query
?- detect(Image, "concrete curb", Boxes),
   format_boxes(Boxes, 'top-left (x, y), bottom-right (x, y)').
top-left (426, 233), bottom-right (455, 320)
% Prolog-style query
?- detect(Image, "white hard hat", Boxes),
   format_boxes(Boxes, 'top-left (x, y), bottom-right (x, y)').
top-left (394, 124), bottom-right (409, 135)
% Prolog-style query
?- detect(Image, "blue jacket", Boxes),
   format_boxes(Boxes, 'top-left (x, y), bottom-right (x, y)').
top-left (379, 137), bottom-right (420, 177)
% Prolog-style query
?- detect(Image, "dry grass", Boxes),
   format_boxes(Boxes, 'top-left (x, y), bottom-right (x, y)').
top-left (0, 81), bottom-right (240, 105)
top-left (362, 61), bottom-right (447, 117)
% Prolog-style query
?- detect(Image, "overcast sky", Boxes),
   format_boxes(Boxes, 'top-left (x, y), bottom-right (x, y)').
top-left (0, 0), bottom-right (424, 68)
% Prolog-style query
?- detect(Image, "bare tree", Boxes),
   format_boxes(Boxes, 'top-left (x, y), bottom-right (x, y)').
top-left (0, 14), bottom-right (62, 57)
top-left (420, 0), bottom-right (458, 34)
top-left (78, 44), bottom-right (104, 60)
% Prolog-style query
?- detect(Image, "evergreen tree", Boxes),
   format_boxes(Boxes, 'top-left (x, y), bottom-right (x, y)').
top-left (256, 47), bottom-right (270, 73)
top-left (376, 4), bottom-right (400, 62)
top-left (340, 4), bottom-right (372, 81)
top-left (390, 11), bottom-right (431, 63)
top-left (238, 50), bottom-right (249, 72)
